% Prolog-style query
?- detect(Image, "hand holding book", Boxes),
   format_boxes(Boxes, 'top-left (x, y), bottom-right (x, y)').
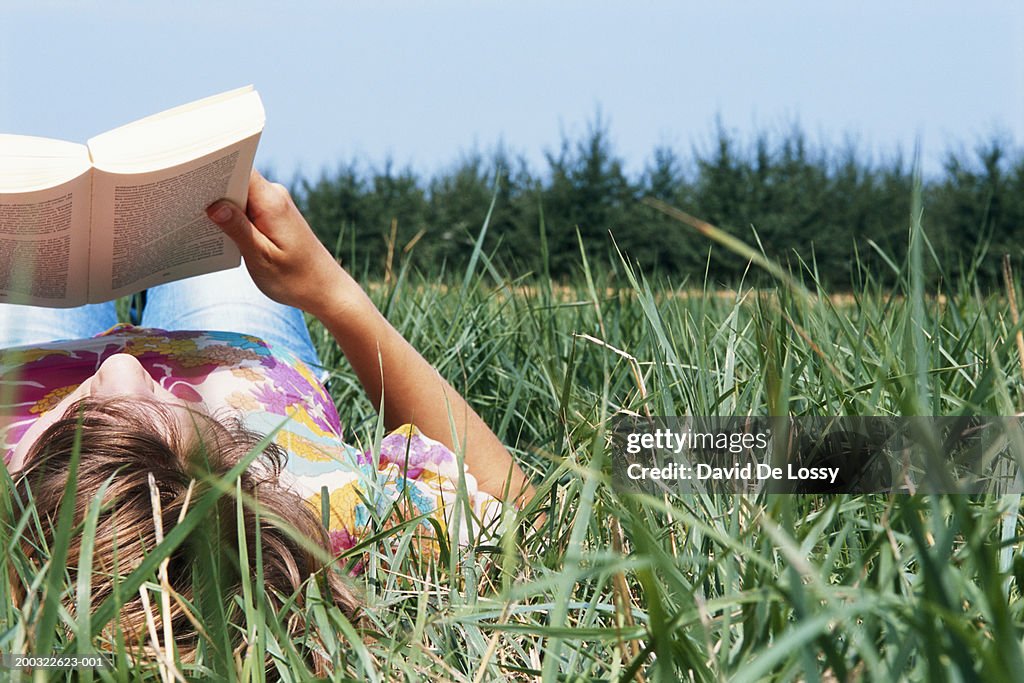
top-left (205, 170), bottom-right (349, 320)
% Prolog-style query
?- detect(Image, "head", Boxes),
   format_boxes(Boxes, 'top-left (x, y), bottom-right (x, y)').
top-left (7, 386), bottom-right (358, 672)
top-left (9, 353), bottom-right (196, 472)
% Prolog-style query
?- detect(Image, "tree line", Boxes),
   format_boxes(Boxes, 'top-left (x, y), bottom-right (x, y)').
top-left (285, 121), bottom-right (1024, 289)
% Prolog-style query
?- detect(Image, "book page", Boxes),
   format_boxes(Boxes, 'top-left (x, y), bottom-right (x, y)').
top-left (0, 134), bottom-right (91, 192)
top-left (87, 134), bottom-right (258, 302)
top-left (0, 172), bottom-right (92, 307)
top-left (87, 86), bottom-right (264, 174)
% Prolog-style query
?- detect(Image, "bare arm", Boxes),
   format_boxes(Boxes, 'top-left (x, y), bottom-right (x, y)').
top-left (207, 171), bottom-right (533, 505)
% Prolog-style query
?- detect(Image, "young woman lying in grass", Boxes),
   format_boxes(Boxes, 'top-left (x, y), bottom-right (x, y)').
top-left (0, 170), bottom-right (534, 669)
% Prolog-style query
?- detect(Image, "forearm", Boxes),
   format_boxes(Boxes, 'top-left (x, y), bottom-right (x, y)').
top-left (313, 272), bottom-right (534, 505)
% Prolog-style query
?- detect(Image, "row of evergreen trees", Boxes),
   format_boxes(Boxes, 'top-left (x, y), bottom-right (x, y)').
top-left (286, 122), bottom-right (1023, 289)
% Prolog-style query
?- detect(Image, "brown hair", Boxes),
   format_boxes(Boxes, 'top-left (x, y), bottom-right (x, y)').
top-left (9, 395), bottom-right (358, 673)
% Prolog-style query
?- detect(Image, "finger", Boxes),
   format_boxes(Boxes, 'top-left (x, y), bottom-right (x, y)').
top-left (206, 199), bottom-right (272, 256)
top-left (245, 170), bottom-right (297, 241)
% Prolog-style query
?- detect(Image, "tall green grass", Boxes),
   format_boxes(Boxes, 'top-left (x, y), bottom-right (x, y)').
top-left (4, 193), bottom-right (1024, 681)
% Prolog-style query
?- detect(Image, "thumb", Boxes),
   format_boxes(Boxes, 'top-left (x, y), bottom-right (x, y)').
top-left (206, 200), bottom-right (264, 254)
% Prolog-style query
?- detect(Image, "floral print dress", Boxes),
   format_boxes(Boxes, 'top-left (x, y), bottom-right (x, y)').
top-left (0, 325), bottom-right (503, 554)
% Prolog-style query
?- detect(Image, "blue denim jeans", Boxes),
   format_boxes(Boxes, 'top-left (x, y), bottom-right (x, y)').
top-left (0, 267), bottom-right (325, 379)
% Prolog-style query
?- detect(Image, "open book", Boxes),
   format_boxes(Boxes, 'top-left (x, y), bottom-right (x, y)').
top-left (0, 86), bottom-right (264, 308)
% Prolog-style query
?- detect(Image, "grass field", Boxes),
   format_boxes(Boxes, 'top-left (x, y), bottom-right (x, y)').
top-left (4, 201), bottom-right (1024, 681)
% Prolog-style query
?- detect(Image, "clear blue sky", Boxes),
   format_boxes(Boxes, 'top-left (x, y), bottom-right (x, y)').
top-left (2, 1), bottom-right (1021, 181)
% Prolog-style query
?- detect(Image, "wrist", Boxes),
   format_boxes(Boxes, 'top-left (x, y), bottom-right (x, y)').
top-left (306, 268), bottom-right (377, 330)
